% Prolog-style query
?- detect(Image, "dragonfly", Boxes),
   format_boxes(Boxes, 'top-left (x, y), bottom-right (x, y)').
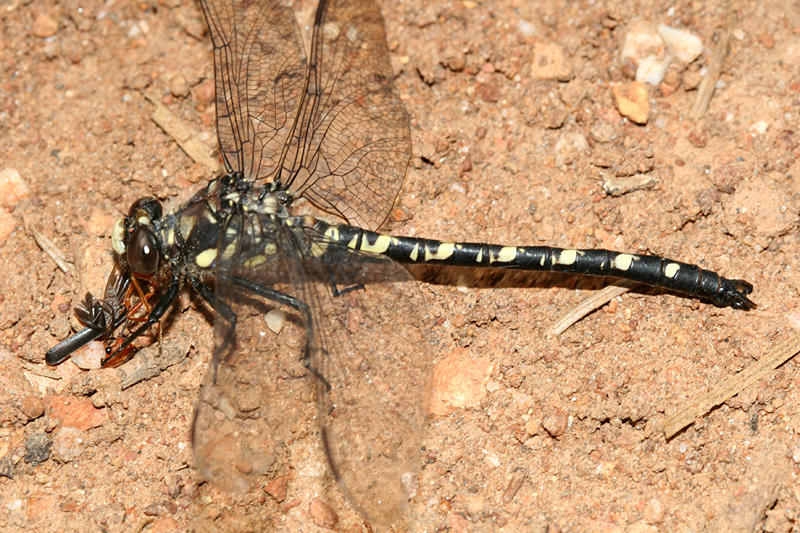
top-left (46, 0), bottom-right (755, 524)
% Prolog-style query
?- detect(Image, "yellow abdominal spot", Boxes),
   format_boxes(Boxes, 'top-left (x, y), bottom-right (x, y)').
top-left (409, 244), bottom-right (419, 261)
top-left (612, 254), bottom-right (635, 271)
top-left (557, 249), bottom-right (577, 266)
top-left (495, 246), bottom-right (517, 263)
top-left (425, 242), bottom-right (455, 262)
top-left (310, 241), bottom-right (328, 257)
top-left (324, 225), bottom-right (340, 242)
top-left (360, 234), bottom-right (392, 254)
top-left (664, 263), bottom-right (680, 278)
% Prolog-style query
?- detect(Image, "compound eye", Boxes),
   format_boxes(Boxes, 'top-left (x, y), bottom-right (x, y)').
top-left (127, 227), bottom-right (159, 275)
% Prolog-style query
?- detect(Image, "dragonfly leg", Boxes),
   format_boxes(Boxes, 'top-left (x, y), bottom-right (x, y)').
top-left (228, 276), bottom-right (331, 391)
top-left (185, 276), bottom-right (241, 381)
top-left (101, 276), bottom-right (182, 366)
top-left (331, 281), bottom-right (365, 297)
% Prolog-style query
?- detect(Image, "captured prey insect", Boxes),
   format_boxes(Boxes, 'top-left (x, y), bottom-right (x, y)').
top-left (46, 264), bottom-right (143, 367)
top-left (46, 0), bottom-right (755, 524)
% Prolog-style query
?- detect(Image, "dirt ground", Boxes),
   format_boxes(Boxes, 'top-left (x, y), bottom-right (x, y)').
top-left (2, 0), bottom-right (800, 531)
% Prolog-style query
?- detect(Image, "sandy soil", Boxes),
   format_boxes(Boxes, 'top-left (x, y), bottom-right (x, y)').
top-left (2, 0), bottom-right (800, 531)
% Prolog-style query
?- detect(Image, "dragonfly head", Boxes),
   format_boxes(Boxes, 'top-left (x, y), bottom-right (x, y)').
top-left (112, 197), bottom-right (163, 276)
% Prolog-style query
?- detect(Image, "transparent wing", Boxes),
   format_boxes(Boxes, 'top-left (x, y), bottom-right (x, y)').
top-left (198, 0), bottom-right (307, 178)
top-left (192, 213), bottom-right (432, 524)
top-left (281, 0), bottom-right (411, 230)
top-left (191, 211), bottom-right (299, 493)
top-left (298, 224), bottom-right (432, 523)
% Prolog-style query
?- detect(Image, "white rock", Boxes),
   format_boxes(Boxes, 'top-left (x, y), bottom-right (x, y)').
top-left (636, 54), bottom-right (670, 85)
top-left (517, 20), bottom-right (535, 36)
top-left (751, 120), bottom-right (769, 135)
top-left (264, 309), bottom-right (286, 334)
top-left (621, 20), bottom-right (664, 63)
top-left (658, 24), bottom-right (704, 63)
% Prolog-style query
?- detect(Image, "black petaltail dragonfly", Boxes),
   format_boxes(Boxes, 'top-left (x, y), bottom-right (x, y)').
top-left (46, 0), bottom-right (755, 524)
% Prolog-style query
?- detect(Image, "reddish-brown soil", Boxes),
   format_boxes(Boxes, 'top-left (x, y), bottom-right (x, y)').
top-left (1, 0), bottom-right (799, 531)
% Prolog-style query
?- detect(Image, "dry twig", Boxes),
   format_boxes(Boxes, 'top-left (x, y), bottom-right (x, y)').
top-left (689, 13), bottom-right (734, 119)
top-left (546, 282), bottom-right (635, 336)
top-left (663, 332), bottom-right (800, 439)
top-left (144, 91), bottom-right (220, 173)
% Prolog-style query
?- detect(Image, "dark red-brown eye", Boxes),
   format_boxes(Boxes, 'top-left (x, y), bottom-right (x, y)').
top-left (127, 227), bottom-right (159, 274)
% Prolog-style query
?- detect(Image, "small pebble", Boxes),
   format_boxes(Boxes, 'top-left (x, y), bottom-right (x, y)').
top-left (528, 41), bottom-right (572, 81)
top-left (49, 396), bottom-right (108, 431)
top-left (20, 397), bottom-right (45, 421)
top-left (750, 120), bottom-right (768, 135)
top-left (51, 427), bottom-right (85, 463)
top-left (0, 168), bottom-right (31, 209)
top-left (590, 122), bottom-right (619, 144)
top-left (517, 20), bottom-right (535, 36)
top-left (688, 129), bottom-right (707, 147)
top-left (31, 14), bottom-right (58, 38)
top-left (443, 51), bottom-right (466, 72)
top-left (620, 21), bottom-right (663, 64)
top-left (309, 498), bottom-right (338, 529)
top-left (524, 416), bottom-right (541, 436)
top-left (475, 81), bottom-right (499, 103)
top-left (658, 24), bottom-right (704, 63)
top-left (264, 309), bottom-right (286, 334)
top-left (603, 174), bottom-right (657, 196)
top-left (554, 131), bottom-right (589, 167)
top-left (757, 33), bottom-right (775, 49)
top-left (682, 69), bottom-right (702, 91)
top-left (264, 475), bottom-right (287, 501)
top-left (23, 433), bottom-right (51, 466)
top-left (169, 74), bottom-right (190, 98)
top-left (125, 74), bottom-right (151, 90)
top-left (636, 55), bottom-right (670, 85)
top-left (43, 41), bottom-right (59, 59)
top-left (612, 81), bottom-right (649, 124)
top-left (542, 407), bottom-right (568, 438)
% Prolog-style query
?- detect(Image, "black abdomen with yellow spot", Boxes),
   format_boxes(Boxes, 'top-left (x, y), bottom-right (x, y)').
top-left (310, 218), bottom-right (755, 310)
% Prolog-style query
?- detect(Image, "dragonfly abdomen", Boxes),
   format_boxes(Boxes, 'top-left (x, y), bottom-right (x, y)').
top-left (311, 219), bottom-right (754, 310)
